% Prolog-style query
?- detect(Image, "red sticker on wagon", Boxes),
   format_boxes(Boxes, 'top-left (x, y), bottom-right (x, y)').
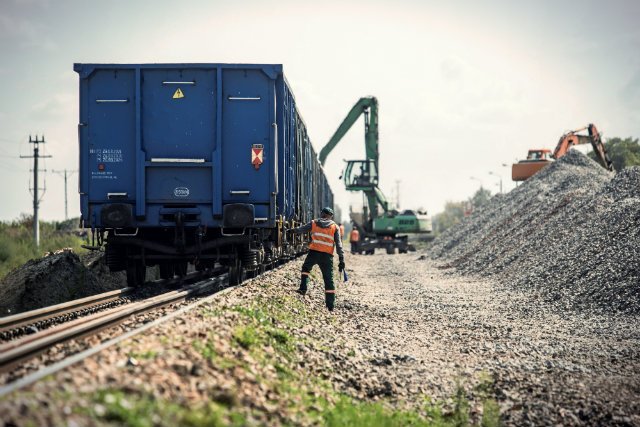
top-left (252, 144), bottom-right (264, 170)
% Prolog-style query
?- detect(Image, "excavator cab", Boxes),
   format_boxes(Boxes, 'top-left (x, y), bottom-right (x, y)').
top-left (512, 149), bottom-right (553, 181)
top-left (343, 159), bottom-right (379, 191)
top-left (526, 149), bottom-right (553, 161)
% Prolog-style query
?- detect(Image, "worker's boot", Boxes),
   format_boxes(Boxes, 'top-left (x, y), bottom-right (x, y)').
top-left (297, 273), bottom-right (309, 296)
top-left (325, 289), bottom-right (335, 311)
top-left (321, 261), bottom-right (335, 311)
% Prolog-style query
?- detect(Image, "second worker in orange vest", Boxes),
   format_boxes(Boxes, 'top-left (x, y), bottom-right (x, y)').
top-left (291, 207), bottom-right (345, 311)
top-left (349, 228), bottom-right (360, 254)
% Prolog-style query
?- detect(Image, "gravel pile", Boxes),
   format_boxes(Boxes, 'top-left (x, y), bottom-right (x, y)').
top-left (429, 150), bottom-right (640, 315)
top-left (0, 250), bottom-right (126, 315)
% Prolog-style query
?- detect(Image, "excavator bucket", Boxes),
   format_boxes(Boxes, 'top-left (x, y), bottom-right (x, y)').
top-left (511, 160), bottom-right (551, 181)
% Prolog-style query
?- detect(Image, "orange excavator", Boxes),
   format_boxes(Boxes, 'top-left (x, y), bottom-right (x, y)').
top-left (512, 124), bottom-right (614, 181)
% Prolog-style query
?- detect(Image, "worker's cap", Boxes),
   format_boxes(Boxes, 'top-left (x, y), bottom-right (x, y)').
top-left (321, 207), bottom-right (334, 216)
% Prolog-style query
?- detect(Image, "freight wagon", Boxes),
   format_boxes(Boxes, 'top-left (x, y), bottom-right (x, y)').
top-left (75, 63), bottom-right (333, 286)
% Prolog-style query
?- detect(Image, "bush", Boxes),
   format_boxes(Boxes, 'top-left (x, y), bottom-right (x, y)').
top-left (0, 215), bottom-right (87, 279)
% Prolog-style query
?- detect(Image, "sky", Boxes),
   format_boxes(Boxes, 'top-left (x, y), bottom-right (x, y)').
top-left (0, 0), bottom-right (638, 222)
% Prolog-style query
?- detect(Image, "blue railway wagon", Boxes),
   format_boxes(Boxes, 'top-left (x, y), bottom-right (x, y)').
top-left (75, 63), bottom-right (333, 286)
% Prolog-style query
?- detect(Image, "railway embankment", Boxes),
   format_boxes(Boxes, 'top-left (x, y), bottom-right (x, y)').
top-left (2, 250), bottom-right (637, 426)
top-left (2, 258), bottom-right (502, 427)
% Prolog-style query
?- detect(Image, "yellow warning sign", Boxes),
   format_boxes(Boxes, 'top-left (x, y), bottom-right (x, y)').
top-left (172, 88), bottom-right (185, 99)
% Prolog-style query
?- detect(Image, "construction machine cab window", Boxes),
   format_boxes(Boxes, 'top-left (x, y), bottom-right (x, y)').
top-left (526, 150), bottom-right (551, 161)
top-left (344, 160), bottom-right (378, 189)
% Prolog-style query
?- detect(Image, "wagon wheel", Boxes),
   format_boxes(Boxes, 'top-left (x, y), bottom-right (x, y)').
top-left (126, 260), bottom-right (146, 288)
top-left (174, 261), bottom-right (188, 277)
top-left (159, 263), bottom-right (175, 279)
top-left (228, 251), bottom-right (244, 286)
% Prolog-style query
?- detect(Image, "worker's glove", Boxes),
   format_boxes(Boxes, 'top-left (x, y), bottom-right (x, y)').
top-left (338, 260), bottom-right (345, 272)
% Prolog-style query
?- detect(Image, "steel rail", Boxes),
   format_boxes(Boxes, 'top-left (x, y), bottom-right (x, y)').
top-left (0, 275), bottom-right (226, 373)
top-left (0, 268), bottom-right (225, 340)
top-left (0, 274), bottom-right (234, 398)
top-left (0, 288), bottom-right (133, 333)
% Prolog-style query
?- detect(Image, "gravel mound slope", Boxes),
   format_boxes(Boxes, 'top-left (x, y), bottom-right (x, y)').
top-left (430, 150), bottom-right (640, 314)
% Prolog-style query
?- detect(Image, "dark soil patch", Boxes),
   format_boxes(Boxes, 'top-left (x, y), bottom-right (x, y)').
top-left (0, 250), bottom-right (125, 315)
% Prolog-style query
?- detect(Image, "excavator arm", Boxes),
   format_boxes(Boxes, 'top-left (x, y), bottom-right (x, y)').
top-left (319, 96), bottom-right (379, 166)
top-left (586, 124), bottom-right (614, 171)
top-left (552, 124), bottom-right (613, 170)
top-left (319, 96), bottom-right (433, 243)
top-left (318, 96), bottom-right (388, 223)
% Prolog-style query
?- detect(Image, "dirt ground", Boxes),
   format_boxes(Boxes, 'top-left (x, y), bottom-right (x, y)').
top-left (1, 251), bottom-right (638, 426)
top-left (0, 250), bottom-right (139, 315)
top-left (336, 252), bottom-right (640, 426)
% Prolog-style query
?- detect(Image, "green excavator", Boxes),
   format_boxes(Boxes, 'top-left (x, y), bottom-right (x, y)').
top-left (319, 96), bottom-right (432, 254)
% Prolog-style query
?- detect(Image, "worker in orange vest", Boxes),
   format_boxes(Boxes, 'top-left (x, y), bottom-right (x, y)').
top-left (349, 227), bottom-right (360, 254)
top-left (291, 207), bottom-right (345, 311)
top-left (339, 223), bottom-right (345, 240)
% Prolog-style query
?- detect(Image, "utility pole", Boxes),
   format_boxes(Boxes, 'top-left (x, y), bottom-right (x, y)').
top-left (395, 180), bottom-right (401, 210)
top-left (488, 171), bottom-right (503, 194)
top-left (20, 135), bottom-right (52, 247)
top-left (52, 169), bottom-right (78, 220)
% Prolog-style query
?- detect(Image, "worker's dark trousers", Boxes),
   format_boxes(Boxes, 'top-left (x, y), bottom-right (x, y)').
top-left (299, 250), bottom-right (335, 310)
top-left (350, 242), bottom-right (358, 254)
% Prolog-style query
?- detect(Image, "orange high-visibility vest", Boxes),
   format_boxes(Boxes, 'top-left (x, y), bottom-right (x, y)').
top-left (350, 229), bottom-right (360, 242)
top-left (339, 224), bottom-right (345, 238)
top-left (309, 220), bottom-right (337, 254)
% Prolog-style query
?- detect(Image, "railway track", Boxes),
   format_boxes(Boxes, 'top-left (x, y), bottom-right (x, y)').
top-left (0, 268), bottom-right (224, 343)
top-left (0, 269), bottom-right (235, 397)
top-left (0, 287), bottom-right (135, 341)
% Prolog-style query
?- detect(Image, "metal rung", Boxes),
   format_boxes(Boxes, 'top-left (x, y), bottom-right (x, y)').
top-left (228, 96), bottom-right (261, 101)
top-left (113, 228), bottom-right (139, 236)
top-left (107, 192), bottom-right (128, 199)
top-left (162, 81), bottom-right (195, 85)
top-left (96, 99), bottom-right (128, 103)
top-left (150, 158), bottom-right (205, 163)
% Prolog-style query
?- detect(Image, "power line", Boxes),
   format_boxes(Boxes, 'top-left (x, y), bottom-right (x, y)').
top-left (52, 169), bottom-right (78, 220)
top-left (0, 159), bottom-right (24, 172)
top-left (20, 135), bottom-right (52, 247)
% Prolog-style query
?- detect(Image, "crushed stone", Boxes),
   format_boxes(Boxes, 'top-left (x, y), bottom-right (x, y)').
top-left (429, 150), bottom-right (639, 315)
top-left (2, 254), bottom-right (638, 426)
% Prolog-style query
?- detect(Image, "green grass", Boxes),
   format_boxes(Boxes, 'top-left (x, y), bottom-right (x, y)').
top-left (0, 215), bottom-right (88, 279)
top-left (232, 324), bottom-right (261, 349)
top-left (84, 289), bottom-right (501, 426)
top-left (324, 397), bottom-right (433, 427)
top-left (89, 390), bottom-right (247, 427)
top-left (126, 350), bottom-right (158, 360)
top-left (192, 337), bottom-right (239, 370)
